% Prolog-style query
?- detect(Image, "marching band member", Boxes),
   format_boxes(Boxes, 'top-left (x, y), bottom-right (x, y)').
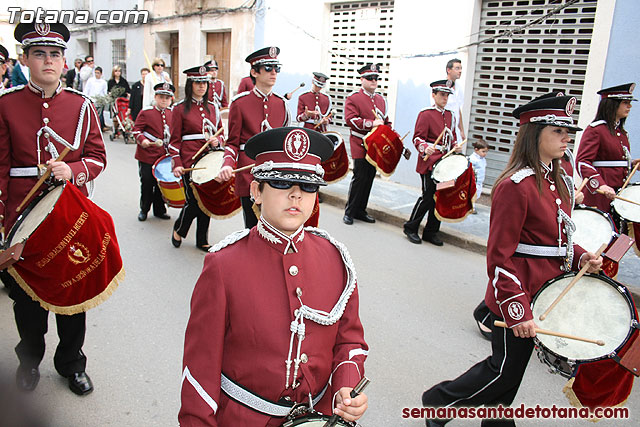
top-left (421, 93), bottom-right (602, 427)
top-left (179, 127), bottom-right (368, 426)
top-left (343, 63), bottom-right (391, 225)
top-left (169, 65), bottom-right (222, 251)
top-left (218, 47), bottom-right (291, 229)
top-left (0, 22), bottom-right (107, 395)
top-left (576, 83), bottom-right (638, 218)
top-left (205, 59), bottom-right (228, 109)
top-left (133, 82), bottom-right (175, 221)
top-left (237, 73), bottom-right (255, 94)
top-left (404, 80), bottom-right (460, 246)
top-left (296, 72), bottom-right (332, 132)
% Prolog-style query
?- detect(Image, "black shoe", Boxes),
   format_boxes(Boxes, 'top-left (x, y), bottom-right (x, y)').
top-left (16, 366), bottom-right (39, 392)
top-left (423, 234), bottom-right (444, 246)
top-left (171, 231), bottom-right (182, 248)
top-left (197, 244), bottom-right (212, 253)
top-left (154, 213), bottom-right (171, 220)
top-left (403, 228), bottom-right (422, 244)
top-left (343, 215), bottom-right (354, 225)
top-left (355, 213), bottom-right (376, 223)
top-left (68, 372), bottom-right (93, 396)
top-left (138, 211), bottom-right (147, 221)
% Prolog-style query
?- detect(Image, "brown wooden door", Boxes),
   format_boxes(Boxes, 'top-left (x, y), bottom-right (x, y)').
top-left (206, 31), bottom-right (231, 89)
top-left (170, 32), bottom-right (179, 94)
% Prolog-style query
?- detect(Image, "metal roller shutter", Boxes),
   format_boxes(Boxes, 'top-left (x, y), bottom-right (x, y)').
top-left (469, 0), bottom-right (597, 187)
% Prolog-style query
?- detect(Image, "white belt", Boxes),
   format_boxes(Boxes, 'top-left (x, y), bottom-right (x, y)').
top-left (351, 130), bottom-right (367, 139)
top-left (220, 373), bottom-right (327, 417)
top-left (10, 167), bottom-right (39, 177)
top-left (143, 131), bottom-right (161, 142)
top-left (592, 160), bottom-right (628, 167)
top-left (515, 243), bottom-right (567, 257)
top-left (182, 134), bottom-right (205, 141)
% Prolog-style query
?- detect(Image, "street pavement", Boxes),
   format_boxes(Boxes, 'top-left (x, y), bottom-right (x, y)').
top-left (0, 134), bottom-right (638, 426)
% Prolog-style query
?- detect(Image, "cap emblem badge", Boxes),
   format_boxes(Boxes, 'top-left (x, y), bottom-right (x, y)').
top-left (269, 47), bottom-right (278, 58)
top-left (565, 97), bottom-right (577, 116)
top-left (34, 23), bottom-right (50, 36)
top-left (284, 129), bottom-right (310, 161)
top-left (163, 83), bottom-right (171, 91)
top-left (199, 66), bottom-right (206, 75)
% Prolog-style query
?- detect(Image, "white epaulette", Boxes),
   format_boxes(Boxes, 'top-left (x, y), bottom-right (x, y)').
top-left (345, 90), bottom-right (359, 99)
top-left (0, 85), bottom-right (25, 98)
top-left (174, 99), bottom-right (186, 106)
top-left (510, 167), bottom-right (535, 183)
top-left (419, 106), bottom-right (437, 113)
top-left (141, 105), bottom-right (154, 111)
top-left (231, 91), bottom-right (250, 103)
top-left (63, 87), bottom-right (92, 101)
top-left (298, 90), bottom-right (312, 97)
top-left (273, 92), bottom-right (287, 101)
top-left (590, 120), bottom-right (606, 128)
top-left (209, 229), bottom-right (251, 253)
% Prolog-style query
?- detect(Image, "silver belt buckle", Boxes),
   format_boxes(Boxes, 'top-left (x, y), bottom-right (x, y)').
top-left (37, 164), bottom-right (47, 178)
top-left (285, 401), bottom-right (310, 419)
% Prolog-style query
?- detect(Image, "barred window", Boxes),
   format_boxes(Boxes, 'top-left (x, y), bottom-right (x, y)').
top-left (112, 39), bottom-right (126, 77)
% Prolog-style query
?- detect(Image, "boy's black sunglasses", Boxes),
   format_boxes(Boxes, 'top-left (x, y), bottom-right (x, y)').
top-left (264, 180), bottom-right (320, 193)
top-left (363, 75), bottom-right (379, 81)
top-left (263, 65), bottom-right (281, 73)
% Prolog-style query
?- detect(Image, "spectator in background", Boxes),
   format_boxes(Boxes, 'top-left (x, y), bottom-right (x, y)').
top-left (0, 45), bottom-right (9, 89)
top-left (129, 68), bottom-right (149, 120)
top-left (107, 65), bottom-right (130, 98)
top-left (79, 55), bottom-right (95, 90)
top-left (468, 139), bottom-right (489, 214)
top-left (11, 53), bottom-right (29, 86)
top-left (445, 58), bottom-right (466, 142)
top-left (84, 66), bottom-right (108, 130)
top-left (65, 58), bottom-right (83, 90)
top-left (143, 57), bottom-right (171, 108)
top-left (129, 67), bottom-right (149, 121)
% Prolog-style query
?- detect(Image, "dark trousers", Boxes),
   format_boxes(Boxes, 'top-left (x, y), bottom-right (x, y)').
top-left (404, 171), bottom-right (441, 237)
top-left (174, 175), bottom-right (210, 247)
top-left (138, 161), bottom-right (167, 216)
top-left (345, 158), bottom-right (376, 218)
top-left (474, 299), bottom-right (493, 330)
top-left (2, 271), bottom-right (87, 376)
top-left (241, 196), bottom-right (259, 229)
top-left (421, 312), bottom-right (534, 426)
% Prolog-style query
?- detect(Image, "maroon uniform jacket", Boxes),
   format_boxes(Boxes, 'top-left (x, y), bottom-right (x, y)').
top-left (237, 76), bottom-right (254, 94)
top-left (222, 88), bottom-right (290, 197)
top-left (168, 99), bottom-right (222, 169)
top-left (208, 79), bottom-right (228, 109)
top-left (413, 106), bottom-right (454, 175)
top-left (344, 89), bottom-right (391, 159)
top-left (296, 90), bottom-right (332, 132)
top-left (133, 105), bottom-right (173, 165)
top-left (484, 169), bottom-right (586, 327)
top-left (0, 82), bottom-right (106, 231)
top-left (576, 120), bottom-right (631, 212)
top-left (179, 221), bottom-right (368, 426)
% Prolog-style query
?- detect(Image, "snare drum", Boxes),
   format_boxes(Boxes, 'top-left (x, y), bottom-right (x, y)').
top-left (531, 273), bottom-right (636, 378)
top-left (571, 206), bottom-right (617, 254)
top-left (363, 124), bottom-right (404, 177)
top-left (612, 183), bottom-right (640, 222)
top-left (190, 151), bottom-right (241, 219)
top-left (152, 155), bottom-right (186, 208)
top-left (431, 153), bottom-right (469, 183)
top-left (7, 185), bottom-right (65, 247)
top-left (282, 413), bottom-right (352, 426)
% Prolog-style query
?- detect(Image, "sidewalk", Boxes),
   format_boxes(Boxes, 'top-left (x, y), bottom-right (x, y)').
top-left (320, 172), bottom-right (640, 300)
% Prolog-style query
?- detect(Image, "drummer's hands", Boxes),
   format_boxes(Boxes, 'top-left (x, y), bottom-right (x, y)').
top-left (141, 139), bottom-right (152, 148)
top-left (599, 185), bottom-right (616, 200)
top-left (632, 158), bottom-right (640, 166)
top-left (454, 143), bottom-right (463, 153)
top-left (512, 319), bottom-right (537, 339)
top-left (47, 160), bottom-right (72, 181)
top-left (372, 118), bottom-right (384, 127)
top-left (574, 191), bottom-right (585, 205)
top-left (207, 136), bottom-right (220, 148)
top-left (173, 166), bottom-right (185, 177)
top-left (217, 165), bottom-right (233, 182)
top-left (334, 388), bottom-right (368, 422)
top-left (425, 145), bottom-right (436, 156)
top-left (580, 251), bottom-right (603, 273)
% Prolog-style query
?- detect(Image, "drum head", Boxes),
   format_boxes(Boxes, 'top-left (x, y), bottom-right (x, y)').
top-left (613, 184), bottom-right (640, 222)
top-left (153, 156), bottom-right (181, 183)
top-left (8, 185), bottom-right (64, 246)
top-left (432, 154), bottom-right (468, 183)
top-left (532, 274), bottom-right (633, 362)
top-left (191, 151), bottom-right (224, 184)
top-left (571, 207), bottom-right (615, 253)
top-left (322, 131), bottom-right (344, 149)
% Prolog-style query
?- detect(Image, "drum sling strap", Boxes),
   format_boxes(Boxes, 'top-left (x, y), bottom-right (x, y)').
top-left (220, 373), bottom-right (328, 417)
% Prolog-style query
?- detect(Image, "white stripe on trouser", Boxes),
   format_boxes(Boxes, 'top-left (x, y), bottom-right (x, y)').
top-left (447, 325), bottom-right (509, 407)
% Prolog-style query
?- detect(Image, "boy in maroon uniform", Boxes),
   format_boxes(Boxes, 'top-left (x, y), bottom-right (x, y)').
top-left (205, 59), bottom-right (228, 109)
top-left (296, 72), bottom-right (332, 132)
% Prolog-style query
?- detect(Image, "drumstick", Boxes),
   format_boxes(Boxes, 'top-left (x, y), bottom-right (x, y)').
top-left (371, 108), bottom-right (380, 121)
top-left (621, 161), bottom-right (640, 191)
top-left (596, 189), bottom-right (640, 207)
top-left (232, 164), bottom-right (255, 173)
top-left (441, 139), bottom-right (467, 161)
top-left (192, 127), bottom-right (225, 160)
top-left (575, 177), bottom-right (588, 194)
top-left (399, 131), bottom-right (410, 141)
top-left (539, 243), bottom-right (607, 321)
top-left (313, 111), bottom-right (333, 129)
top-left (493, 321), bottom-right (605, 346)
top-left (16, 146), bottom-right (71, 212)
top-left (323, 376), bottom-right (370, 427)
top-left (423, 129), bottom-right (446, 161)
top-left (286, 82), bottom-right (305, 98)
top-left (181, 167), bottom-right (206, 172)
